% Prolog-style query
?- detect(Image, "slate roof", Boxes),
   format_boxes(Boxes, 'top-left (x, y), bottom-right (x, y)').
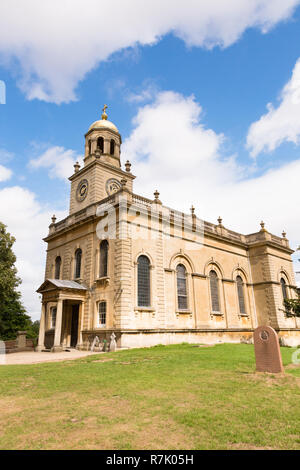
top-left (37, 279), bottom-right (87, 293)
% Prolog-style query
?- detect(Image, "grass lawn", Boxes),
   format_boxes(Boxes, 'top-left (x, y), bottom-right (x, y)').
top-left (0, 343), bottom-right (299, 450)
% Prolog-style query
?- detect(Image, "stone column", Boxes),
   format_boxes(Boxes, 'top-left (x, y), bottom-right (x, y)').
top-left (36, 302), bottom-right (46, 352)
top-left (52, 298), bottom-right (63, 352)
top-left (78, 301), bottom-right (84, 349)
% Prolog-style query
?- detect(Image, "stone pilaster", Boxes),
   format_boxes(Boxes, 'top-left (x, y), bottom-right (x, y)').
top-left (36, 302), bottom-right (46, 351)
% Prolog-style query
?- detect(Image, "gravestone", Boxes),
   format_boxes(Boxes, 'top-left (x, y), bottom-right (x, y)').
top-left (253, 326), bottom-right (284, 373)
top-left (90, 336), bottom-right (100, 352)
top-left (109, 332), bottom-right (117, 352)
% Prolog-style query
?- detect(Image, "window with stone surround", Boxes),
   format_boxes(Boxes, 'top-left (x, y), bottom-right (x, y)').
top-left (137, 255), bottom-right (151, 307)
top-left (98, 301), bottom-right (106, 326)
top-left (280, 278), bottom-right (288, 300)
top-left (209, 270), bottom-right (220, 312)
top-left (97, 137), bottom-right (104, 153)
top-left (99, 240), bottom-right (108, 277)
top-left (55, 256), bottom-right (61, 280)
top-left (74, 248), bottom-right (82, 279)
top-left (110, 139), bottom-right (115, 155)
top-left (176, 264), bottom-right (188, 310)
top-left (236, 275), bottom-right (246, 314)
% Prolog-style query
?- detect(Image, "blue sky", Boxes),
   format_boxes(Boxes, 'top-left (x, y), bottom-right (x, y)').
top-left (0, 1), bottom-right (300, 318)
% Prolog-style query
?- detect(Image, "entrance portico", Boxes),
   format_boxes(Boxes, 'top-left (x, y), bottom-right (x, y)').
top-left (36, 279), bottom-right (87, 352)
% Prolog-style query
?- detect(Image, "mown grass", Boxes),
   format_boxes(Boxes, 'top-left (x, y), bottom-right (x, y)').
top-left (0, 343), bottom-right (299, 450)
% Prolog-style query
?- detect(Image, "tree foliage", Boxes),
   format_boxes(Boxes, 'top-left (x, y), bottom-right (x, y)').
top-left (283, 287), bottom-right (300, 318)
top-left (0, 222), bottom-right (32, 340)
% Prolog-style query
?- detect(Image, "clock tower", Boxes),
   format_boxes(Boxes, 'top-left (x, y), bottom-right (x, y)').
top-left (69, 105), bottom-right (135, 214)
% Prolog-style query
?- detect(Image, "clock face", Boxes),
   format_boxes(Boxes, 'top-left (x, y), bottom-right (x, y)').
top-left (76, 179), bottom-right (89, 202)
top-left (106, 178), bottom-right (121, 195)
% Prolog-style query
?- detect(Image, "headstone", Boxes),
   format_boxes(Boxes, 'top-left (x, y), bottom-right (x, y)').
top-left (253, 326), bottom-right (284, 373)
top-left (90, 336), bottom-right (100, 352)
top-left (109, 332), bottom-right (117, 352)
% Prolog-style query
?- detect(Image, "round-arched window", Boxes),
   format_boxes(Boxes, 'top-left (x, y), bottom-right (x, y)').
top-left (236, 275), bottom-right (246, 314)
top-left (137, 255), bottom-right (150, 307)
top-left (176, 264), bottom-right (188, 310)
top-left (74, 249), bottom-right (82, 279)
top-left (209, 270), bottom-right (220, 312)
top-left (280, 278), bottom-right (288, 300)
top-left (97, 137), bottom-right (104, 153)
top-left (55, 256), bottom-right (61, 280)
top-left (99, 240), bottom-right (108, 278)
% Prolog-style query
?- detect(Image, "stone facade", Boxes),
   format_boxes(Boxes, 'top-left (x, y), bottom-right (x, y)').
top-left (37, 109), bottom-right (300, 351)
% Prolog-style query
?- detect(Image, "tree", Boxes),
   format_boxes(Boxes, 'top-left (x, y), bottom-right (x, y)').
top-left (282, 287), bottom-right (300, 318)
top-left (0, 222), bottom-right (32, 340)
top-left (26, 320), bottom-right (40, 339)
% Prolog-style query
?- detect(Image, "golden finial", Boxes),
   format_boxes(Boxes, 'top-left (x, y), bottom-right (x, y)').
top-left (101, 104), bottom-right (108, 120)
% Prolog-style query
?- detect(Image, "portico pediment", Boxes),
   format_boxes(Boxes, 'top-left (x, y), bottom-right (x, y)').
top-left (37, 279), bottom-right (87, 294)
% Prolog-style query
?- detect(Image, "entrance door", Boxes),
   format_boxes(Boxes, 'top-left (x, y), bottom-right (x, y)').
top-left (70, 305), bottom-right (79, 348)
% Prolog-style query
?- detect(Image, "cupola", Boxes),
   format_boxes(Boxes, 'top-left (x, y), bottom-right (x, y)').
top-left (84, 105), bottom-right (122, 168)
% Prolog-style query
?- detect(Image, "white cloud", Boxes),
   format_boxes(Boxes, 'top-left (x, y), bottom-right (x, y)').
top-left (123, 91), bottom-right (300, 250)
top-left (29, 146), bottom-right (83, 180)
top-left (247, 58), bottom-right (300, 156)
top-left (0, 186), bottom-right (66, 320)
top-left (126, 82), bottom-right (158, 104)
top-left (0, 0), bottom-right (299, 103)
top-left (0, 164), bottom-right (12, 182)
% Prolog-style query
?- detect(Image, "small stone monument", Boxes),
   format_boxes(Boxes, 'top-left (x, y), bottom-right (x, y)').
top-left (253, 326), bottom-right (284, 373)
top-left (16, 331), bottom-right (27, 349)
top-left (90, 336), bottom-right (100, 352)
top-left (109, 332), bottom-right (117, 352)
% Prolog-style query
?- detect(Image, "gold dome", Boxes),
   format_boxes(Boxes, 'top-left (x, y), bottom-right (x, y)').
top-left (88, 119), bottom-right (119, 132)
top-left (88, 104), bottom-right (119, 133)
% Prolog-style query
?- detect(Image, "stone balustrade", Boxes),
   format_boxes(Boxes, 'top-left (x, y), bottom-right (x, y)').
top-left (47, 189), bottom-right (289, 249)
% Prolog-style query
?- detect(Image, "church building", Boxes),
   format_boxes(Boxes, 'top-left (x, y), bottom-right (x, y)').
top-left (37, 106), bottom-right (300, 351)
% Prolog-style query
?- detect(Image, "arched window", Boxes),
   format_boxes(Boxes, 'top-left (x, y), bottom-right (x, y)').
top-left (281, 278), bottom-right (288, 300)
top-left (54, 256), bottom-right (61, 280)
top-left (74, 249), bottom-right (82, 279)
top-left (97, 137), bottom-right (104, 153)
top-left (99, 240), bottom-right (108, 278)
top-left (236, 275), bottom-right (246, 314)
top-left (88, 140), bottom-right (91, 154)
top-left (110, 139), bottom-right (115, 155)
top-left (137, 255), bottom-right (150, 307)
top-left (176, 264), bottom-right (188, 310)
top-left (209, 270), bottom-right (220, 312)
